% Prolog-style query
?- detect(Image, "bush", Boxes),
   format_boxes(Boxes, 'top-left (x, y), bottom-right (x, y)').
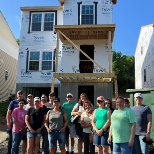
top-left (0, 101), bottom-right (9, 116)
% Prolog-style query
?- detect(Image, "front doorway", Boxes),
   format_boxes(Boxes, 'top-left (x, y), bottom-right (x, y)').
top-left (79, 45), bottom-right (94, 73)
top-left (78, 85), bottom-right (94, 104)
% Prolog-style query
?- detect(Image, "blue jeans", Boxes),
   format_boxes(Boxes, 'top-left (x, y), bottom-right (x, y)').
top-left (11, 132), bottom-right (24, 154)
top-left (132, 135), bottom-right (149, 154)
top-left (113, 142), bottom-right (133, 154)
top-left (48, 131), bottom-right (66, 149)
top-left (42, 127), bottom-right (49, 154)
top-left (6, 128), bottom-right (12, 154)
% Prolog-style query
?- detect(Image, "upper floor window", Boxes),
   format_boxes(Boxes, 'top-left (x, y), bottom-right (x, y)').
top-left (5, 70), bottom-right (8, 81)
top-left (141, 46), bottom-right (143, 55)
top-left (29, 51), bottom-right (55, 71)
top-left (31, 12), bottom-right (55, 31)
top-left (144, 68), bottom-right (146, 82)
top-left (81, 5), bottom-right (94, 24)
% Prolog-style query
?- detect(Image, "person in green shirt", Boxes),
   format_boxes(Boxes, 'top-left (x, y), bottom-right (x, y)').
top-left (108, 96), bottom-right (137, 154)
top-left (92, 96), bottom-right (111, 154)
top-left (62, 93), bottom-right (76, 154)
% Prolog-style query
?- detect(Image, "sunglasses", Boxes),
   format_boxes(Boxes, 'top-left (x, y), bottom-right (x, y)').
top-left (105, 102), bottom-right (110, 104)
top-left (67, 96), bottom-right (73, 98)
top-left (49, 95), bottom-right (55, 97)
top-left (97, 100), bottom-right (104, 103)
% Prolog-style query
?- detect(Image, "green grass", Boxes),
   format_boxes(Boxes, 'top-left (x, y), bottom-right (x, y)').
top-left (0, 101), bottom-right (9, 116)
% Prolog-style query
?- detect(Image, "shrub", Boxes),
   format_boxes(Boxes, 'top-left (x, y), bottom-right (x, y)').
top-left (0, 101), bottom-right (9, 116)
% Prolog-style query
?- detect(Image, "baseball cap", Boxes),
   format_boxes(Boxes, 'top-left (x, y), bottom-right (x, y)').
top-left (67, 93), bottom-right (73, 97)
top-left (54, 98), bottom-right (60, 102)
top-left (97, 96), bottom-right (104, 101)
top-left (134, 93), bottom-right (143, 98)
top-left (34, 97), bottom-right (40, 102)
top-left (27, 94), bottom-right (33, 97)
top-left (49, 92), bottom-right (55, 96)
top-left (17, 90), bottom-right (23, 94)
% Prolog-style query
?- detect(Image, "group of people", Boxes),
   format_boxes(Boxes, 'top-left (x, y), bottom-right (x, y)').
top-left (6, 90), bottom-right (152, 154)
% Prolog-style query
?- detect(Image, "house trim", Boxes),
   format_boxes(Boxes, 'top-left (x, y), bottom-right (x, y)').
top-left (20, 6), bottom-right (63, 11)
top-left (54, 24), bottom-right (115, 42)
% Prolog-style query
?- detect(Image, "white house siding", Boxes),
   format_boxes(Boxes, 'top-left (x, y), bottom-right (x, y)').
top-left (63, 0), bottom-right (113, 25)
top-left (16, 10), bottom-right (63, 85)
top-left (17, 0), bottom-right (115, 99)
top-left (61, 40), bottom-right (112, 73)
top-left (0, 12), bottom-right (18, 102)
top-left (135, 24), bottom-right (154, 89)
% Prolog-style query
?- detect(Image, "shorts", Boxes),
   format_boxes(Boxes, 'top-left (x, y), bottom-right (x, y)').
top-left (48, 131), bottom-right (66, 149)
top-left (75, 123), bottom-right (83, 139)
top-left (65, 125), bottom-right (76, 140)
top-left (27, 130), bottom-right (42, 139)
top-left (22, 131), bottom-right (27, 140)
top-left (113, 142), bottom-right (132, 154)
top-left (93, 131), bottom-right (109, 146)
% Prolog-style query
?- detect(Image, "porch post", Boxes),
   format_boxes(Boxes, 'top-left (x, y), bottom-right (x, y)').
top-left (51, 31), bottom-right (59, 92)
top-left (114, 76), bottom-right (118, 98)
top-left (108, 31), bottom-right (112, 74)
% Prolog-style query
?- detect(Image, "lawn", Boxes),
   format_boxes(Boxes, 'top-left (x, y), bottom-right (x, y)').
top-left (0, 101), bottom-right (9, 116)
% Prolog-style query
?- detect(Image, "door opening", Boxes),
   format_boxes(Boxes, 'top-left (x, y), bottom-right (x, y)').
top-left (79, 45), bottom-right (94, 73)
top-left (78, 85), bottom-right (94, 105)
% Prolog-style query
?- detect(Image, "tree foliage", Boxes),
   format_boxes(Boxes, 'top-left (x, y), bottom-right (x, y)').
top-left (112, 51), bottom-right (135, 93)
top-left (16, 39), bottom-right (20, 45)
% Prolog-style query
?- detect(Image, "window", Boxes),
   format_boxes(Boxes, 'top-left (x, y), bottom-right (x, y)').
top-left (29, 51), bottom-right (55, 71)
top-left (144, 68), bottom-right (146, 82)
top-left (42, 52), bottom-right (52, 70)
top-left (81, 5), bottom-right (94, 24)
top-left (31, 12), bottom-right (55, 31)
top-left (141, 46), bottom-right (143, 55)
top-left (5, 70), bottom-right (8, 81)
top-left (29, 52), bottom-right (40, 70)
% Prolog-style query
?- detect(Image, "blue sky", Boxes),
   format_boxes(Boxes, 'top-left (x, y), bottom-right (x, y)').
top-left (0, 0), bottom-right (154, 56)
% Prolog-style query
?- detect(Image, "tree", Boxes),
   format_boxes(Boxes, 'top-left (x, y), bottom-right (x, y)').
top-left (112, 51), bottom-right (135, 93)
top-left (16, 39), bottom-right (20, 45)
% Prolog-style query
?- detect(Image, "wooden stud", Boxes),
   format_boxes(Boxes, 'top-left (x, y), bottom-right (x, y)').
top-left (108, 31), bottom-right (111, 74)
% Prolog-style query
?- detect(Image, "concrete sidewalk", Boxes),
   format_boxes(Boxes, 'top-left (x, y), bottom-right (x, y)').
top-left (0, 131), bottom-right (8, 144)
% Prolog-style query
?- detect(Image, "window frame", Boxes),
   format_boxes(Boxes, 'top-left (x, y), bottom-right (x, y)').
top-left (30, 12), bottom-right (55, 32)
top-left (80, 4), bottom-right (95, 25)
top-left (28, 51), bottom-right (55, 71)
top-left (41, 51), bottom-right (54, 71)
top-left (144, 68), bottom-right (146, 82)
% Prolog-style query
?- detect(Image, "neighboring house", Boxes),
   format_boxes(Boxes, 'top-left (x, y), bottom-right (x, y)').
top-left (135, 24), bottom-right (154, 89)
top-left (16, 0), bottom-right (117, 104)
top-left (0, 11), bottom-right (19, 102)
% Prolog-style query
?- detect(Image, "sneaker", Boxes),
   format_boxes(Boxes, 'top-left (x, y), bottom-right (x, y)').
top-left (66, 151), bottom-right (69, 154)
top-left (70, 151), bottom-right (74, 154)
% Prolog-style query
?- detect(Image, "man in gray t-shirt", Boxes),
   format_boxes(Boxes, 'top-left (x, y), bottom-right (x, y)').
top-left (131, 93), bottom-right (152, 154)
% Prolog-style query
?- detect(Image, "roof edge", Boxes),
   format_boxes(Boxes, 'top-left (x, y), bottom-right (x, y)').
top-left (20, 6), bottom-right (63, 11)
